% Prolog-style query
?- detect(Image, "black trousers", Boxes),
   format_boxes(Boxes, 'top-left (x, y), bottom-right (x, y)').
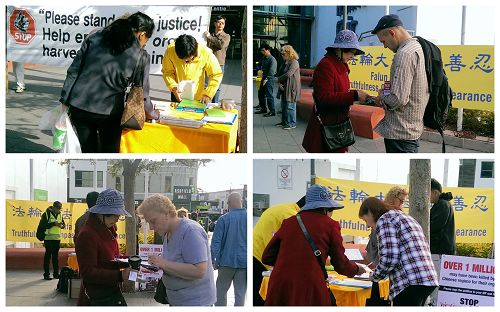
top-left (69, 106), bottom-right (122, 153)
top-left (257, 80), bottom-right (275, 113)
top-left (253, 257), bottom-right (266, 306)
top-left (393, 285), bottom-right (437, 306)
top-left (44, 240), bottom-right (60, 276)
top-left (384, 138), bottom-right (419, 153)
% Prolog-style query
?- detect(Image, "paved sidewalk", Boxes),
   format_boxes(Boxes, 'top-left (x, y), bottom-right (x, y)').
top-left (6, 269), bottom-right (239, 306)
top-left (6, 59), bottom-right (243, 153)
top-left (253, 82), bottom-right (481, 153)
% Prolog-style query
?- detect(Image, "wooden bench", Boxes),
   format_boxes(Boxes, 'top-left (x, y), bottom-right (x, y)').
top-left (6, 247), bottom-right (74, 269)
top-left (349, 104), bottom-right (385, 139)
top-left (300, 68), bottom-right (314, 87)
top-left (297, 91), bottom-right (385, 139)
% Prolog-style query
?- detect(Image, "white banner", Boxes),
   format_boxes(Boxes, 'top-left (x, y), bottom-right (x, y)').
top-left (6, 5), bottom-right (212, 74)
top-left (437, 255), bottom-right (494, 307)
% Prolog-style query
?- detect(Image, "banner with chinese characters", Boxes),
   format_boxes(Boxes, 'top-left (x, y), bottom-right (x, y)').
top-left (315, 177), bottom-right (494, 243)
top-left (349, 46), bottom-right (494, 111)
top-left (6, 199), bottom-right (126, 244)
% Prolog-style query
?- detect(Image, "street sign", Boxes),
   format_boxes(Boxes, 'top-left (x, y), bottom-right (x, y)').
top-left (173, 186), bottom-right (192, 205)
top-left (277, 165), bottom-right (292, 189)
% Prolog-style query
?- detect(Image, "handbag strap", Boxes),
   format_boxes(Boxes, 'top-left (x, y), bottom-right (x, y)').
top-left (125, 50), bottom-right (144, 95)
top-left (296, 214), bottom-right (328, 281)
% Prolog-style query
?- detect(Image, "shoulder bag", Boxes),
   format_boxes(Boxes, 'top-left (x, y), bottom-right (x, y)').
top-left (315, 104), bottom-right (355, 151)
top-left (121, 51), bottom-right (146, 130)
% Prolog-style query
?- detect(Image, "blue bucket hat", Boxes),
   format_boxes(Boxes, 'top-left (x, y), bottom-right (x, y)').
top-left (301, 185), bottom-right (344, 211)
top-left (327, 29), bottom-right (365, 55)
top-left (89, 189), bottom-right (131, 217)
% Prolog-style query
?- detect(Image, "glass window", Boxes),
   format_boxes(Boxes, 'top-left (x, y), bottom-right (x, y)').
top-left (97, 171), bottom-right (103, 188)
top-left (164, 176), bottom-right (172, 193)
top-left (75, 171), bottom-right (93, 187)
top-left (189, 177), bottom-right (194, 186)
top-left (116, 177), bottom-right (121, 192)
top-left (480, 162), bottom-right (494, 178)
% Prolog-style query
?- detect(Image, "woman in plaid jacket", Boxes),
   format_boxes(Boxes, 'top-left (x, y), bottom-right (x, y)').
top-left (359, 197), bottom-right (438, 306)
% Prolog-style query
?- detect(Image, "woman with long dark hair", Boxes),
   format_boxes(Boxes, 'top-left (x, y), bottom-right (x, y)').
top-left (60, 12), bottom-right (159, 153)
top-left (359, 197), bottom-right (438, 306)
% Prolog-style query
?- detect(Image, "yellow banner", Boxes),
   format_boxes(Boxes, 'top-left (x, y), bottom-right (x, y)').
top-left (6, 199), bottom-right (126, 244)
top-left (349, 45), bottom-right (494, 111)
top-left (315, 177), bottom-right (494, 243)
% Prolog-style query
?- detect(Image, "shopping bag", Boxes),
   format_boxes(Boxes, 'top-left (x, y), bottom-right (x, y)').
top-left (60, 113), bottom-right (82, 153)
top-left (52, 111), bottom-right (68, 150)
top-left (39, 105), bottom-right (61, 131)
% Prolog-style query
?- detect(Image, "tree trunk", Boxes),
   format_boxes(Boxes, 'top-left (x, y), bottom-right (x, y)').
top-left (121, 159), bottom-right (141, 292)
top-left (409, 159), bottom-right (431, 243)
top-left (239, 7), bottom-right (247, 153)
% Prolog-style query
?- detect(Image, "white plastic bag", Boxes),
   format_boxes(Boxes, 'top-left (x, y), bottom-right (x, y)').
top-left (39, 105), bottom-right (61, 131)
top-left (60, 113), bottom-right (82, 153)
top-left (178, 80), bottom-right (195, 100)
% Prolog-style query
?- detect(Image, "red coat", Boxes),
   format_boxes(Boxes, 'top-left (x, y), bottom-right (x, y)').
top-left (302, 53), bottom-right (357, 153)
top-left (75, 214), bottom-right (123, 301)
top-left (262, 211), bottom-right (358, 306)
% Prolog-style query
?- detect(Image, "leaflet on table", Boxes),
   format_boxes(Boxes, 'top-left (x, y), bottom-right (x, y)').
top-left (176, 99), bottom-right (207, 113)
top-left (203, 108), bottom-right (237, 125)
top-left (328, 277), bottom-right (372, 289)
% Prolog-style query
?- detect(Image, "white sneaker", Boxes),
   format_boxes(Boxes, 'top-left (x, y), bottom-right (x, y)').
top-left (15, 86), bottom-right (25, 93)
top-left (283, 125), bottom-right (296, 130)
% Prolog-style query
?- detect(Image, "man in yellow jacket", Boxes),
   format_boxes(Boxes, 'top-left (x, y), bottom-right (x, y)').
top-left (39, 201), bottom-right (66, 280)
top-left (252, 196), bottom-right (305, 305)
top-left (162, 34), bottom-right (223, 104)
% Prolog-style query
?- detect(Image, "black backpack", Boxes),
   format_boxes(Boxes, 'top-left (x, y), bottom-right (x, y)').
top-left (36, 212), bottom-right (46, 241)
top-left (415, 36), bottom-right (453, 153)
top-left (56, 267), bottom-right (75, 293)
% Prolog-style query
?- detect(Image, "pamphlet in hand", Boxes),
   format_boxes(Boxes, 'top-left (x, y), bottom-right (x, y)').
top-left (344, 249), bottom-right (364, 261)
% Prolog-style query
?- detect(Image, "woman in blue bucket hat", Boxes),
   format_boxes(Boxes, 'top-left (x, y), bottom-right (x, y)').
top-left (75, 189), bottom-right (134, 306)
top-left (262, 185), bottom-right (367, 305)
top-left (303, 29), bottom-right (371, 153)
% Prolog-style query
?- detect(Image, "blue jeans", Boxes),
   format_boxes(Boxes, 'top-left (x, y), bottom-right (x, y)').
top-left (281, 97), bottom-right (296, 127)
top-left (215, 267), bottom-right (247, 306)
top-left (384, 138), bottom-right (419, 153)
top-left (258, 79), bottom-right (275, 113)
top-left (206, 65), bottom-right (225, 103)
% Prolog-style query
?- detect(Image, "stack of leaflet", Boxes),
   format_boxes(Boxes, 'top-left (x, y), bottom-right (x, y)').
top-left (202, 108), bottom-right (237, 125)
top-left (327, 277), bottom-right (372, 289)
top-left (175, 99), bottom-right (207, 113)
top-left (153, 100), bottom-right (204, 128)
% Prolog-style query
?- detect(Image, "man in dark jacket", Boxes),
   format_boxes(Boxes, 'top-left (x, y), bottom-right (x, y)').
top-left (428, 178), bottom-right (456, 305)
top-left (39, 201), bottom-right (66, 280)
top-left (73, 191), bottom-right (99, 244)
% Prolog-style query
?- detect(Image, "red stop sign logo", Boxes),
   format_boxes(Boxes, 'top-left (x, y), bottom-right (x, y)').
top-left (9, 9), bottom-right (36, 45)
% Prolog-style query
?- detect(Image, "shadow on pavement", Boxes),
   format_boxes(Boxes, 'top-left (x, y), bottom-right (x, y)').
top-left (6, 129), bottom-right (55, 153)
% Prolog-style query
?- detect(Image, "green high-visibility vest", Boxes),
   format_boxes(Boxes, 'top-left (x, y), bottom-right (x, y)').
top-left (44, 211), bottom-right (62, 241)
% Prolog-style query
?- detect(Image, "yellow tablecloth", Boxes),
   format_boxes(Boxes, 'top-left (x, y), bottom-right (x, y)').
top-left (120, 109), bottom-right (239, 153)
top-left (68, 253), bottom-right (79, 272)
top-left (260, 272), bottom-right (390, 306)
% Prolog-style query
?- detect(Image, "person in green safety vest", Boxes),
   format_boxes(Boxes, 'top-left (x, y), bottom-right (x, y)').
top-left (39, 201), bottom-right (65, 280)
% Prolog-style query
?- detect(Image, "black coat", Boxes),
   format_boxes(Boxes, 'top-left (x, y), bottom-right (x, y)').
top-left (60, 30), bottom-right (158, 119)
top-left (430, 199), bottom-right (456, 255)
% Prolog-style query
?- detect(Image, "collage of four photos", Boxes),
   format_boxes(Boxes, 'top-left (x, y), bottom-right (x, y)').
top-left (3, 2), bottom-right (496, 309)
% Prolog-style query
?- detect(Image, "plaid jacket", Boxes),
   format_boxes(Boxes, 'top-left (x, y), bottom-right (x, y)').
top-left (374, 38), bottom-right (429, 140)
top-left (372, 210), bottom-right (438, 300)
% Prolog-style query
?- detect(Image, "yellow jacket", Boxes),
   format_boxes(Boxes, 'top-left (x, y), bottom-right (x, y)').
top-left (162, 41), bottom-right (223, 101)
top-left (253, 202), bottom-right (300, 268)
